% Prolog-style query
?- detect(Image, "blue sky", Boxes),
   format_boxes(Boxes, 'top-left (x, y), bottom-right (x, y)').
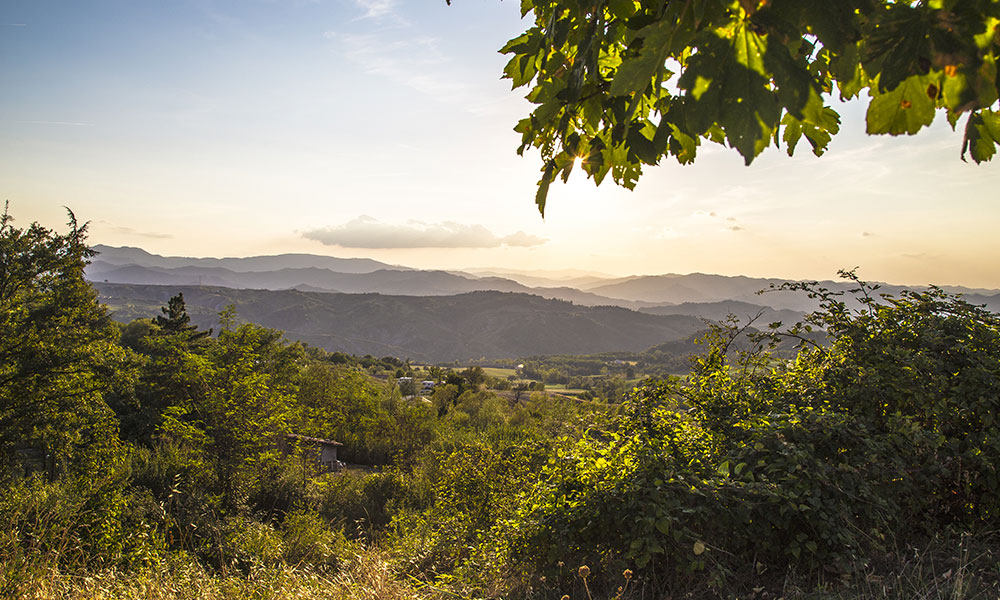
top-left (2, 0), bottom-right (999, 287)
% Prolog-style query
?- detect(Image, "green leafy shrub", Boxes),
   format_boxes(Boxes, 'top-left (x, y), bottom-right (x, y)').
top-left (490, 276), bottom-right (1000, 596)
top-left (220, 516), bottom-right (285, 570)
top-left (281, 508), bottom-right (350, 568)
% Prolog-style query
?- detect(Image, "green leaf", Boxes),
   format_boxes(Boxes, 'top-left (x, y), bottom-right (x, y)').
top-left (679, 25), bottom-right (779, 163)
top-left (863, 4), bottom-right (933, 93)
top-left (866, 74), bottom-right (937, 135)
top-left (668, 124), bottom-right (699, 164)
top-left (535, 164), bottom-right (555, 216)
top-left (655, 517), bottom-right (671, 535)
top-left (607, 0), bottom-right (636, 20)
top-left (763, 34), bottom-right (823, 121)
top-left (962, 109), bottom-right (1000, 163)
top-left (610, 20), bottom-right (678, 97)
top-left (782, 107), bottom-right (840, 156)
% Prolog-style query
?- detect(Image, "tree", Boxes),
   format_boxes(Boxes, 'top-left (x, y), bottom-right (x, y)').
top-left (0, 205), bottom-right (127, 478)
top-left (154, 292), bottom-right (211, 341)
top-left (112, 295), bottom-right (213, 444)
top-left (493, 0), bottom-right (1000, 213)
top-left (179, 319), bottom-right (301, 512)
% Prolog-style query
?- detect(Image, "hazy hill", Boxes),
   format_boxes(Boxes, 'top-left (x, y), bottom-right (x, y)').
top-left (86, 259), bottom-right (645, 307)
top-left (463, 269), bottom-right (621, 290)
top-left (91, 245), bottom-right (404, 274)
top-left (586, 273), bottom-right (799, 306)
top-left (585, 273), bottom-right (1000, 313)
top-left (638, 300), bottom-right (806, 325)
top-left (94, 283), bottom-right (705, 363)
top-left (89, 246), bottom-right (1000, 315)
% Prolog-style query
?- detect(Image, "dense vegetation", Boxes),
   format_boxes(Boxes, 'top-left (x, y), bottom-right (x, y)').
top-left (4, 210), bottom-right (1000, 598)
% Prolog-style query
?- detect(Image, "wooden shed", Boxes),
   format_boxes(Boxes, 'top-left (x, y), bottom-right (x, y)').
top-left (285, 433), bottom-right (344, 472)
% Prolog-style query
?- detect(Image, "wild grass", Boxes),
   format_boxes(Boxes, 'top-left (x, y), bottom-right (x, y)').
top-left (3, 532), bottom-right (998, 600)
top-left (4, 550), bottom-right (440, 600)
top-left (786, 533), bottom-right (1000, 600)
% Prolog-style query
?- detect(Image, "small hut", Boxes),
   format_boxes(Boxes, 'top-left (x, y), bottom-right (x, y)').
top-left (285, 433), bottom-right (344, 472)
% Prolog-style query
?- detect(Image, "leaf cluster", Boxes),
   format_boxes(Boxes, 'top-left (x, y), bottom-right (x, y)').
top-left (498, 0), bottom-right (1000, 213)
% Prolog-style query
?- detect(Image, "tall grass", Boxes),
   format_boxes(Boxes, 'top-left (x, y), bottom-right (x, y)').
top-left (4, 551), bottom-right (438, 600)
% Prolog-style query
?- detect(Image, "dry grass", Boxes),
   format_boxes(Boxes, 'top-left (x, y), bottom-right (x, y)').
top-left (773, 533), bottom-right (1000, 600)
top-left (6, 532), bottom-right (999, 600)
top-left (4, 550), bottom-right (442, 600)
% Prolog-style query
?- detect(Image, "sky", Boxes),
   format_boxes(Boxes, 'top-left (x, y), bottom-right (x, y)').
top-left (2, 0), bottom-right (998, 288)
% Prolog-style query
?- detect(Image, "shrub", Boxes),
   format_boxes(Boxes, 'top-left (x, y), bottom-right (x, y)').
top-left (489, 278), bottom-right (1000, 596)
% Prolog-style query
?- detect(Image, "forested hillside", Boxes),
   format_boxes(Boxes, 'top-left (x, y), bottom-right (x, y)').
top-left (94, 282), bottom-right (705, 362)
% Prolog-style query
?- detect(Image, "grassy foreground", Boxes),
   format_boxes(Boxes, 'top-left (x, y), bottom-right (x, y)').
top-left (6, 551), bottom-right (435, 600)
top-left (6, 533), bottom-right (999, 600)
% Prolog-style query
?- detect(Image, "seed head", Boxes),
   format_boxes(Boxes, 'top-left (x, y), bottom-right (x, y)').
top-left (578, 565), bottom-right (591, 579)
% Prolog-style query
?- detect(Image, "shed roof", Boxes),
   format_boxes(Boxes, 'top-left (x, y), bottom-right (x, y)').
top-left (286, 433), bottom-right (343, 447)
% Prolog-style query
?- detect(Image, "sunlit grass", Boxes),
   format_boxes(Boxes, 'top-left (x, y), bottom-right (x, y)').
top-left (5, 550), bottom-right (439, 600)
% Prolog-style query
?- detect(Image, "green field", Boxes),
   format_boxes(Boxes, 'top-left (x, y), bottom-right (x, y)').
top-left (480, 367), bottom-right (517, 378)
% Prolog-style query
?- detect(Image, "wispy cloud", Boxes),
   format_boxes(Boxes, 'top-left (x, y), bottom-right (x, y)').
top-left (330, 32), bottom-right (473, 100)
top-left (14, 120), bottom-right (95, 126)
top-left (303, 216), bottom-right (547, 249)
top-left (501, 231), bottom-right (547, 247)
top-left (324, 4), bottom-right (490, 108)
top-left (99, 223), bottom-right (173, 239)
top-left (351, 0), bottom-right (397, 20)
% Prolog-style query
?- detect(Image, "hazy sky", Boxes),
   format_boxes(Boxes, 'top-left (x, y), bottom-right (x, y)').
top-left (2, 0), bottom-right (998, 287)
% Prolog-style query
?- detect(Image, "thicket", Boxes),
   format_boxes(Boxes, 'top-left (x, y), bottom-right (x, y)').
top-left (3, 210), bottom-right (1000, 599)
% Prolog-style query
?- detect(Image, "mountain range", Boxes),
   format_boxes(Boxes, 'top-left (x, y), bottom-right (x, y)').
top-left (94, 283), bottom-right (705, 363)
top-left (88, 245), bottom-right (1000, 362)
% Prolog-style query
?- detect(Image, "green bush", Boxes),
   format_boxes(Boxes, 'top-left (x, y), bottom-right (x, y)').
top-left (488, 278), bottom-right (1000, 596)
top-left (281, 508), bottom-right (348, 568)
top-left (220, 516), bottom-right (286, 570)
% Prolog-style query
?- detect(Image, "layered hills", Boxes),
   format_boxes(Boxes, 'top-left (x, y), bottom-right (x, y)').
top-left (94, 283), bottom-right (705, 363)
top-left (88, 245), bottom-right (1000, 362)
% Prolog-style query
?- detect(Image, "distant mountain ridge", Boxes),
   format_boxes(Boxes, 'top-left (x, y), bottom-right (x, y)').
top-left (88, 246), bottom-right (1000, 328)
top-left (94, 283), bottom-right (706, 363)
top-left (638, 300), bottom-right (806, 325)
top-left (85, 259), bottom-right (641, 307)
top-left (584, 272), bottom-right (1000, 313)
top-left (90, 245), bottom-right (406, 274)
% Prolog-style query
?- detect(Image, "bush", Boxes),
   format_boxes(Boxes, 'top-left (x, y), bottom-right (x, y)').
top-left (281, 508), bottom-right (351, 568)
top-left (488, 278), bottom-right (1000, 596)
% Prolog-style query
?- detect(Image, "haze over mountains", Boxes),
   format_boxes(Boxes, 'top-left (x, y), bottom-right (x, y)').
top-left (95, 283), bottom-right (706, 363)
top-left (89, 245), bottom-right (1000, 362)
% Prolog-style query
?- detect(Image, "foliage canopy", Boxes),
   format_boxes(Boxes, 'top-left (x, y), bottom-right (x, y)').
top-left (493, 0), bottom-right (1000, 213)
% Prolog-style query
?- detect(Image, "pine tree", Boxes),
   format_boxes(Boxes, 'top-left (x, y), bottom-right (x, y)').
top-left (154, 292), bottom-right (211, 340)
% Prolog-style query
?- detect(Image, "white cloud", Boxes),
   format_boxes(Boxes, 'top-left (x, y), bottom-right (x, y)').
top-left (351, 0), bottom-right (396, 20)
top-left (14, 120), bottom-right (95, 126)
top-left (95, 221), bottom-right (173, 239)
top-left (333, 32), bottom-right (474, 100)
top-left (501, 231), bottom-right (547, 247)
top-left (303, 216), bottom-right (547, 249)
